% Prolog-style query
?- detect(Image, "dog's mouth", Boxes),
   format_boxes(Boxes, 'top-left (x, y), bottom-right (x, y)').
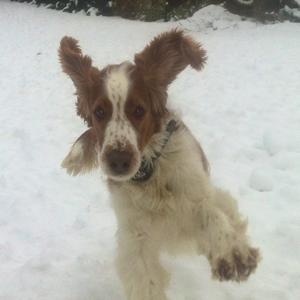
top-left (100, 148), bottom-right (141, 182)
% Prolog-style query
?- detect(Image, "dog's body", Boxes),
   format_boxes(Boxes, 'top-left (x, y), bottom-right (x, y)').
top-left (59, 30), bottom-right (260, 300)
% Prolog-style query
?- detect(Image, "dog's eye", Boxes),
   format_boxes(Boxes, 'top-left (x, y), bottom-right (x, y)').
top-left (133, 106), bottom-right (145, 119)
top-left (94, 106), bottom-right (105, 120)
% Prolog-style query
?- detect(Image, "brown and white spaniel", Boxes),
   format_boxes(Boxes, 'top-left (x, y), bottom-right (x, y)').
top-left (59, 30), bottom-right (260, 300)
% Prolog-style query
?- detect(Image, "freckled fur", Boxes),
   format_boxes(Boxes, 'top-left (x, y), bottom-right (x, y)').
top-left (95, 63), bottom-right (140, 181)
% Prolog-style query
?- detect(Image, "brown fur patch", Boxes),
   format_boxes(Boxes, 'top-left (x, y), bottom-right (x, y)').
top-left (91, 96), bottom-right (113, 148)
top-left (134, 29), bottom-right (207, 115)
top-left (125, 70), bottom-right (162, 151)
top-left (59, 36), bottom-right (102, 126)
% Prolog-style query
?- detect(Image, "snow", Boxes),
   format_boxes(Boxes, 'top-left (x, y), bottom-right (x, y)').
top-left (263, 130), bottom-right (283, 156)
top-left (285, 5), bottom-right (300, 18)
top-left (249, 168), bottom-right (274, 192)
top-left (0, 1), bottom-right (300, 299)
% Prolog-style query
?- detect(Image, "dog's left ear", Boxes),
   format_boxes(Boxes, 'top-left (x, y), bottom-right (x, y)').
top-left (134, 29), bottom-right (206, 115)
top-left (134, 29), bottom-right (207, 88)
top-left (62, 128), bottom-right (98, 176)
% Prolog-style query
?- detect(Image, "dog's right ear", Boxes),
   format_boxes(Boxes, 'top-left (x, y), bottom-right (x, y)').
top-left (59, 36), bottom-right (101, 124)
top-left (61, 128), bottom-right (99, 176)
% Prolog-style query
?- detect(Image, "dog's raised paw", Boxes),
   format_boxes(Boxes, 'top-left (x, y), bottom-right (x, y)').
top-left (212, 247), bottom-right (260, 282)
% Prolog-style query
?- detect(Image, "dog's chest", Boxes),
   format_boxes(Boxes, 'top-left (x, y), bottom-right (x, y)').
top-left (110, 174), bottom-right (199, 223)
top-left (109, 126), bottom-right (208, 229)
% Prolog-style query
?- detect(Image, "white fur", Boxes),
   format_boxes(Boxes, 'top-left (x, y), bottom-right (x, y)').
top-left (100, 63), bottom-right (141, 180)
top-left (62, 113), bottom-right (260, 300)
top-left (61, 141), bottom-right (84, 176)
top-left (108, 113), bottom-right (260, 300)
top-left (70, 140), bottom-right (84, 158)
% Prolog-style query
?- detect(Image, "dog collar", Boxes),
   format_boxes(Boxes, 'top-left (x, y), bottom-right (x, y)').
top-left (131, 119), bottom-right (179, 183)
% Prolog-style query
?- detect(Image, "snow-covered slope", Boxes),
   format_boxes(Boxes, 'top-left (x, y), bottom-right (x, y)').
top-left (0, 1), bottom-right (299, 299)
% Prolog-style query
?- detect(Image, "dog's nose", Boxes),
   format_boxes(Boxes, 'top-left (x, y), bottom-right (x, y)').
top-left (107, 150), bottom-right (132, 175)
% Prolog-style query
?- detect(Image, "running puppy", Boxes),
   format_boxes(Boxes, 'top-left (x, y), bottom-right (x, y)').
top-left (59, 30), bottom-right (260, 300)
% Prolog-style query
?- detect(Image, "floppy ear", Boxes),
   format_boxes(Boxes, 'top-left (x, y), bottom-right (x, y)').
top-left (134, 29), bottom-right (206, 115)
top-left (61, 128), bottom-right (99, 176)
top-left (59, 36), bottom-right (101, 125)
top-left (134, 29), bottom-right (207, 88)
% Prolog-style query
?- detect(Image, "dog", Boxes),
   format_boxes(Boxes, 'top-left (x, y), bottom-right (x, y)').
top-left (59, 30), bottom-right (260, 300)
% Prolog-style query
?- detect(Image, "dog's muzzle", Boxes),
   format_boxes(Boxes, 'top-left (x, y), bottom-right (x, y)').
top-left (106, 150), bottom-right (133, 175)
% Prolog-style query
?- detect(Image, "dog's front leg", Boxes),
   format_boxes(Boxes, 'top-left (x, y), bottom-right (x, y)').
top-left (116, 228), bottom-right (169, 300)
top-left (196, 188), bottom-right (260, 282)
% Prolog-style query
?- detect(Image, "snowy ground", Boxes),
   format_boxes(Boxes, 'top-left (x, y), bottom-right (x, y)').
top-left (0, 1), bottom-right (300, 299)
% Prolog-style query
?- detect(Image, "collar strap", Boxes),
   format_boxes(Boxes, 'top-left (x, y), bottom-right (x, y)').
top-left (131, 119), bottom-right (179, 183)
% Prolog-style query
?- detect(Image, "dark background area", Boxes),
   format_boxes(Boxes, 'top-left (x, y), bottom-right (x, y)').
top-left (11, 0), bottom-right (300, 22)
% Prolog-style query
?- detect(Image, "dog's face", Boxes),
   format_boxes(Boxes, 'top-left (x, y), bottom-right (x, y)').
top-left (59, 30), bottom-right (206, 181)
top-left (84, 62), bottom-right (162, 181)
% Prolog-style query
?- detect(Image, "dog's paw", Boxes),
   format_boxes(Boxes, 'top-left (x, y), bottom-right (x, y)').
top-left (212, 247), bottom-right (260, 282)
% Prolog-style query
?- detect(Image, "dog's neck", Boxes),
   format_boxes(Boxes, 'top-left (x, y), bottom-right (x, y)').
top-left (131, 119), bottom-right (179, 183)
top-left (106, 112), bottom-right (182, 188)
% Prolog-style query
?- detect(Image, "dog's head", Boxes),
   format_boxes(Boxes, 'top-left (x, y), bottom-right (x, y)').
top-left (59, 30), bottom-right (206, 181)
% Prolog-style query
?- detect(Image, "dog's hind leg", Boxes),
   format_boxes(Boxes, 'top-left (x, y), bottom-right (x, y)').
top-left (116, 228), bottom-right (169, 300)
top-left (196, 187), bottom-right (260, 282)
